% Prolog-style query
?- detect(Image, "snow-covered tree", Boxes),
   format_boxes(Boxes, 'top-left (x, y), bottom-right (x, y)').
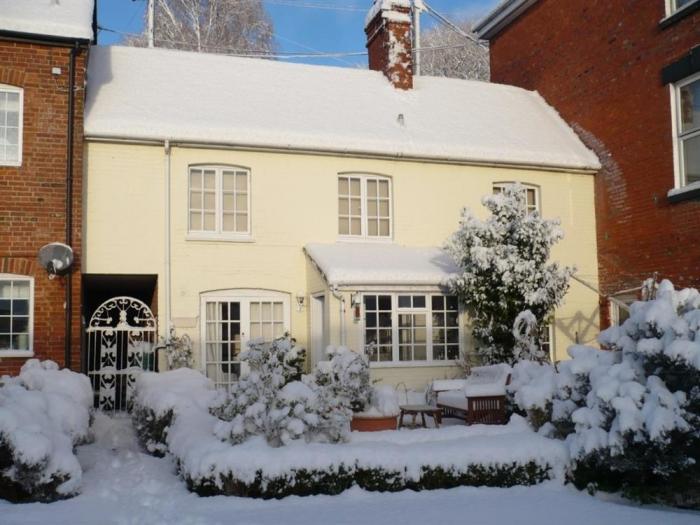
top-left (508, 280), bottom-right (700, 508)
top-left (163, 330), bottom-right (194, 369)
top-left (311, 347), bottom-right (372, 413)
top-left (419, 19), bottom-right (489, 81)
top-left (128, 0), bottom-right (275, 56)
top-left (446, 184), bottom-right (574, 364)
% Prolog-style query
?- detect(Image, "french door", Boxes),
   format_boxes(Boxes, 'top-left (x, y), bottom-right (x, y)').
top-left (200, 290), bottom-right (290, 389)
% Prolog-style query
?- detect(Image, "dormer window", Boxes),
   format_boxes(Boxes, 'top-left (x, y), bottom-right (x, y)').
top-left (338, 174), bottom-right (392, 239)
top-left (0, 85), bottom-right (23, 166)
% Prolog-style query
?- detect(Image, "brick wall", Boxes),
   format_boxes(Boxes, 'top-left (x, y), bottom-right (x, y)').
top-left (489, 0), bottom-right (700, 325)
top-left (0, 40), bottom-right (87, 375)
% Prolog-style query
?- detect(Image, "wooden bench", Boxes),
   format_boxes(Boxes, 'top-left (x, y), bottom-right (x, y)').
top-left (431, 364), bottom-right (512, 425)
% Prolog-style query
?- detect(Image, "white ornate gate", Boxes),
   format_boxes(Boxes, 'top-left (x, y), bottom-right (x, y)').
top-left (85, 296), bottom-right (157, 411)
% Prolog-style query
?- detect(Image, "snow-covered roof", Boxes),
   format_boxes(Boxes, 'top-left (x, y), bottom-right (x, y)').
top-left (85, 45), bottom-right (600, 172)
top-left (0, 0), bottom-right (94, 41)
top-left (304, 243), bottom-right (460, 287)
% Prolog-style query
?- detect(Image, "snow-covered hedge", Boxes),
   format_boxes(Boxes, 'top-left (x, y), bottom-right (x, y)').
top-left (508, 281), bottom-right (700, 508)
top-left (0, 360), bottom-right (93, 502)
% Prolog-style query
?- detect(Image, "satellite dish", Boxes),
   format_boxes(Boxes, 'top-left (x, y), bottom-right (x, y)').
top-left (37, 242), bottom-right (74, 279)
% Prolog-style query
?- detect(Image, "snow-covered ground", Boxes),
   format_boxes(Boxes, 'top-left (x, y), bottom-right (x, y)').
top-left (1, 415), bottom-right (697, 525)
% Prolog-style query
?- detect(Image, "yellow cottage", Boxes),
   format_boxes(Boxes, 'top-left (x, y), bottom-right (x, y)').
top-left (82, 3), bottom-right (601, 394)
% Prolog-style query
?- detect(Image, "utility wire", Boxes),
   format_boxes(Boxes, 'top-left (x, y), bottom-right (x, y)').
top-left (422, 1), bottom-right (488, 49)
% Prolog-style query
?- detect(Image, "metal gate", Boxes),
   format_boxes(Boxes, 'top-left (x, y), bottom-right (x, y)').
top-left (85, 296), bottom-right (157, 411)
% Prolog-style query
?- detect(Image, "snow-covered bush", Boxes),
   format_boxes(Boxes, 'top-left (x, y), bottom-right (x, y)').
top-left (446, 184), bottom-right (573, 364)
top-left (132, 367), bottom-right (220, 456)
top-left (311, 346), bottom-right (372, 413)
top-left (369, 385), bottom-right (400, 417)
top-left (509, 281), bottom-right (700, 508)
top-left (507, 360), bottom-right (556, 430)
top-left (163, 330), bottom-right (194, 369)
top-left (0, 360), bottom-right (93, 502)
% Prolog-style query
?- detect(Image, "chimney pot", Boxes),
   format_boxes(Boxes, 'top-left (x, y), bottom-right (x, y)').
top-left (365, 0), bottom-right (414, 90)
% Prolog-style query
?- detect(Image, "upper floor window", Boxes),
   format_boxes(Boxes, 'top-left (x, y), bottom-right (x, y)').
top-left (338, 174), bottom-right (392, 239)
top-left (0, 275), bottom-right (33, 355)
top-left (674, 73), bottom-right (700, 187)
top-left (188, 165), bottom-right (251, 239)
top-left (0, 85), bottom-right (23, 166)
top-left (492, 182), bottom-right (540, 214)
top-left (668, 0), bottom-right (697, 14)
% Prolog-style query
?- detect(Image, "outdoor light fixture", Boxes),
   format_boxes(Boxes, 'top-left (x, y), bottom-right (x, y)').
top-left (351, 293), bottom-right (362, 323)
top-left (295, 293), bottom-right (305, 312)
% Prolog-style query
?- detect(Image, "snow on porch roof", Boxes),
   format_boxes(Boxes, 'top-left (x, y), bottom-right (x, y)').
top-left (304, 243), bottom-right (460, 287)
top-left (85, 46), bottom-right (601, 172)
top-left (0, 0), bottom-right (94, 41)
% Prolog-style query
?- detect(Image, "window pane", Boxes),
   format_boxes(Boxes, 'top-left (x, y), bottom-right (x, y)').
top-left (235, 172), bottom-right (248, 191)
top-left (378, 312), bottom-right (392, 327)
top-left (526, 188), bottom-right (536, 207)
top-left (431, 296), bottom-right (444, 310)
top-left (379, 219), bottom-right (390, 236)
top-left (203, 171), bottom-right (216, 189)
top-left (190, 212), bottom-right (202, 230)
top-left (379, 347), bottom-right (392, 361)
top-left (350, 198), bottom-right (361, 215)
top-left (338, 198), bottom-right (349, 215)
top-left (378, 295), bottom-right (391, 310)
top-left (350, 179), bottom-right (361, 196)
top-left (236, 213), bottom-right (248, 232)
top-left (338, 177), bottom-right (348, 195)
top-left (680, 79), bottom-right (700, 133)
top-left (414, 345), bottom-right (426, 360)
top-left (350, 218), bottom-right (361, 235)
top-left (367, 179), bottom-right (377, 197)
top-left (190, 170), bottom-right (202, 186)
top-left (378, 180), bottom-right (389, 198)
top-left (222, 172), bottom-right (235, 191)
top-left (222, 214), bottom-right (235, 231)
top-left (13, 300), bottom-right (28, 316)
top-left (203, 192), bottom-right (216, 210)
top-left (204, 213), bottom-right (215, 231)
top-left (413, 296), bottom-right (426, 308)
top-left (367, 199), bottom-right (377, 217)
top-left (13, 333), bottom-right (29, 351)
top-left (339, 217), bottom-right (349, 235)
top-left (261, 302), bottom-right (272, 321)
top-left (13, 282), bottom-right (29, 299)
top-left (223, 194), bottom-right (235, 211)
top-left (0, 334), bottom-right (10, 349)
top-left (250, 302), bottom-right (260, 321)
top-left (190, 191), bottom-right (202, 210)
top-left (235, 194), bottom-right (248, 212)
top-left (12, 317), bottom-right (28, 333)
top-left (446, 296), bottom-right (458, 310)
top-left (398, 295), bottom-right (411, 308)
top-left (398, 314), bottom-right (412, 327)
top-left (682, 134), bottom-right (700, 185)
top-left (0, 317), bottom-right (9, 332)
top-left (0, 300), bottom-right (10, 315)
top-left (365, 312), bottom-right (377, 327)
top-left (379, 329), bottom-right (392, 344)
top-left (273, 302), bottom-right (283, 321)
top-left (378, 200), bottom-right (389, 217)
top-left (367, 219), bottom-right (378, 236)
top-left (364, 295), bottom-right (376, 310)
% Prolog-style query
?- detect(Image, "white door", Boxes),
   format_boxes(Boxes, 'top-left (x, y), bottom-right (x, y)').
top-left (310, 293), bottom-right (326, 365)
top-left (200, 290), bottom-right (290, 389)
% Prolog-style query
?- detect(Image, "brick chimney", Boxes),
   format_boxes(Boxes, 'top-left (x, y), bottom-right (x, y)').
top-left (365, 0), bottom-right (413, 90)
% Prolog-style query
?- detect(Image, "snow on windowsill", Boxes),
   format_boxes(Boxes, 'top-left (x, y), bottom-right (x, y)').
top-left (0, 350), bottom-right (34, 359)
top-left (370, 361), bottom-right (458, 369)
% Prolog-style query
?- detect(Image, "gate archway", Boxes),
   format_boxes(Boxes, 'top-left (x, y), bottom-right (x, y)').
top-left (85, 296), bottom-right (157, 411)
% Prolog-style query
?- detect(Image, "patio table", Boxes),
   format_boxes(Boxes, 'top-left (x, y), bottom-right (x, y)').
top-left (398, 405), bottom-right (442, 429)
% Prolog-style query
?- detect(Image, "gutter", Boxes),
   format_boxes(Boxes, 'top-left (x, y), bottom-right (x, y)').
top-left (65, 42), bottom-right (78, 370)
top-left (83, 135), bottom-right (599, 175)
top-left (0, 30), bottom-right (92, 47)
top-left (474, 0), bottom-right (538, 40)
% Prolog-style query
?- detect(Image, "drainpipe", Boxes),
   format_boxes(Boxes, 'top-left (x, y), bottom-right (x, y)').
top-left (64, 43), bottom-right (78, 370)
top-left (330, 285), bottom-right (345, 347)
top-left (164, 140), bottom-right (172, 342)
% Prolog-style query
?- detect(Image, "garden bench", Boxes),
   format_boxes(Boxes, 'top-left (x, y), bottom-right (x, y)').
top-left (431, 364), bottom-right (512, 425)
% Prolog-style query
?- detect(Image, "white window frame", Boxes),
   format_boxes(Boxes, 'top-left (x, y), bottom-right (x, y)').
top-left (492, 182), bottom-right (541, 214)
top-left (199, 289), bottom-right (291, 388)
top-left (0, 84), bottom-right (23, 167)
top-left (187, 164), bottom-right (252, 242)
top-left (665, 0), bottom-right (699, 16)
top-left (362, 292), bottom-right (462, 368)
top-left (0, 274), bottom-right (34, 357)
top-left (338, 173), bottom-right (393, 241)
top-left (540, 321), bottom-right (555, 363)
top-left (671, 72), bottom-right (700, 190)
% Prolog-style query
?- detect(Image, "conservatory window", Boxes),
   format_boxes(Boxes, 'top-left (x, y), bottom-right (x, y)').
top-left (0, 275), bottom-right (33, 355)
top-left (493, 182), bottom-right (540, 214)
top-left (364, 293), bottom-right (460, 365)
top-left (188, 166), bottom-right (250, 239)
top-left (338, 175), bottom-right (392, 238)
top-left (674, 73), bottom-right (700, 187)
top-left (0, 85), bottom-right (22, 166)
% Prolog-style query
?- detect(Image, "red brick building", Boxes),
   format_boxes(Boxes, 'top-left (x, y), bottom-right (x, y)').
top-left (476, 0), bottom-right (700, 326)
top-left (0, 1), bottom-right (95, 374)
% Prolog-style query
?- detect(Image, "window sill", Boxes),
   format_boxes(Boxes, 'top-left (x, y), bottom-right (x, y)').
top-left (0, 350), bottom-right (34, 358)
top-left (186, 233), bottom-right (255, 243)
top-left (0, 161), bottom-right (22, 168)
top-left (667, 182), bottom-right (700, 203)
top-left (337, 236), bottom-right (394, 243)
top-left (659, 0), bottom-right (700, 28)
top-left (370, 361), bottom-right (458, 369)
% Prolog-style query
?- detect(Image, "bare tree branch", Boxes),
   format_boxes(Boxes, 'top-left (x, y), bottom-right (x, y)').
top-left (419, 19), bottom-right (489, 81)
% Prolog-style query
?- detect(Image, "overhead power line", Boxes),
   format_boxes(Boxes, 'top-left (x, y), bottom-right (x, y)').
top-left (421, 1), bottom-right (488, 49)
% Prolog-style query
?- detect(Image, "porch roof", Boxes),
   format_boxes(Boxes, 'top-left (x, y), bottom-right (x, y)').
top-left (304, 243), bottom-right (460, 287)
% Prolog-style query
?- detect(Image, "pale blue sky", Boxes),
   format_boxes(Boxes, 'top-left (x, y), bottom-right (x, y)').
top-left (96, 0), bottom-right (500, 67)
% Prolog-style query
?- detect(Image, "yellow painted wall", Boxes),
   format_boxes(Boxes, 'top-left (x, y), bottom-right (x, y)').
top-left (84, 142), bottom-right (599, 389)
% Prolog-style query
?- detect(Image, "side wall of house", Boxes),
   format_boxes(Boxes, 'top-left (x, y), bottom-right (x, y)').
top-left (488, 0), bottom-right (700, 318)
top-left (84, 142), bottom-right (599, 388)
top-left (0, 40), bottom-right (86, 375)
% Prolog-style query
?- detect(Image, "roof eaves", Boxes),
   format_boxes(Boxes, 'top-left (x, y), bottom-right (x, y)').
top-left (474, 0), bottom-right (538, 41)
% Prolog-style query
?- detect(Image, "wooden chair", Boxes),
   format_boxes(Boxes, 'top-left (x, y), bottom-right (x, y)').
top-left (431, 364), bottom-right (512, 425)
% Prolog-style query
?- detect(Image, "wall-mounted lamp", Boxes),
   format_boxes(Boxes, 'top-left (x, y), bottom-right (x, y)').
top-left (351, 293), bottom-right (362, 323)
top-left (295, 292), bottom-right (306, 312)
